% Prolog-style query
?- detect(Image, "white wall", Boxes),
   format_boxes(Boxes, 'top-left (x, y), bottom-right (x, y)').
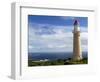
top-left (0, 0), bottom-right (100, 81)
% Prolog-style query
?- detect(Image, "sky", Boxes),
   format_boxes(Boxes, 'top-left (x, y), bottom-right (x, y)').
top-left (28, 15), bottom-right (88, 53)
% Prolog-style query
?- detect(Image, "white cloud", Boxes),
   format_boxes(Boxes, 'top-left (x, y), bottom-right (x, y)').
top-left (28, 23), bottom-right (88, 53)
top-left (29, 45), bottom-right (33, 49)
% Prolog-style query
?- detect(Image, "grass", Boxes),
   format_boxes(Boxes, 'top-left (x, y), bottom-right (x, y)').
top-left (28, 58), bottom-right (88, 66)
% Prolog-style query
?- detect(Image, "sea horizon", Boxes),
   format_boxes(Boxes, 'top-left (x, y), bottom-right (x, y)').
top-left (28, 52), bottom-right (88, 61)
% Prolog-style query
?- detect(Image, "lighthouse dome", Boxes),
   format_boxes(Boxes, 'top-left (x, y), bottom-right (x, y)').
top-left (74, 20), bottom-right (79, 25)
top-left (73, 20), bottom-right (80, 32)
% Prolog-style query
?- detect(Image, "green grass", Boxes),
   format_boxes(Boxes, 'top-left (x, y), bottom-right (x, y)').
top-left (28, 58), bottom-right (88, 66)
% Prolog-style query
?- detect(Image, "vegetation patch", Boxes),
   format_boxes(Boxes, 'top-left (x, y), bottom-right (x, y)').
top-left (28, 58), bottom-right (88, 66)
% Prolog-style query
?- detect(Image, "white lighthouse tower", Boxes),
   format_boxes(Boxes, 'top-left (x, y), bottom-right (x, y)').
top-left (72, 20), bottom-right (82, 61)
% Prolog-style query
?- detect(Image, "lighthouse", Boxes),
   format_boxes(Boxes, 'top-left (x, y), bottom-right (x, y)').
top-left (72, 20), bottom-right (82, 61)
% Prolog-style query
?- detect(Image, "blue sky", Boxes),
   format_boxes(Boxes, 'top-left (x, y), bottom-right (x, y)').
top-left (28, 15), bottom-right (88, 53)
top-left (28, 15), bottom-right (88, 27)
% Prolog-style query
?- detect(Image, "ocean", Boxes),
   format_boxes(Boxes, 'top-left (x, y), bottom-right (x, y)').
top-left (28, 52), bottom-right (88, 61)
